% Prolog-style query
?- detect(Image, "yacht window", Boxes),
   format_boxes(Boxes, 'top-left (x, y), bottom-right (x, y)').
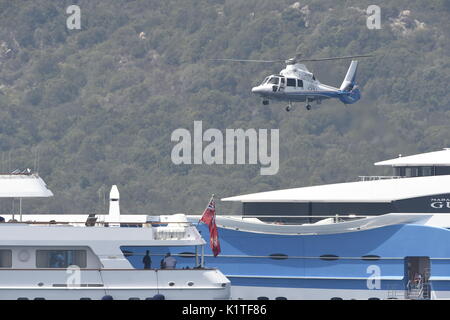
top-left (405, 167), bottom-right (418, 177)
top-left (121, 246), bottom-right (197, 270)
top-left (286, 78), bottom-right (296, 87)
top-left (320, 254), bottom-right (339, 261)
top-left (0, 250), bottom-right (12, 268)
top-left (269, 253), bottom-right (289, 260)
top-left (405, 168), bottom-right (412, 177)
top-left (297, 79), bottom-right (303, 87)
top-left (361, 255), bottom-right (381, 261)
top-left (178, 252), bottom-right (196, 258)
top-left (36, 250), bottom-right (87, 268)
top-left (421, 167), bottom-right (432, 176)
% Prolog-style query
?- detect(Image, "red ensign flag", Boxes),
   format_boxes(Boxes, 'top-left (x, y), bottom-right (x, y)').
top-left (200, 196), bottom-right (221, 257)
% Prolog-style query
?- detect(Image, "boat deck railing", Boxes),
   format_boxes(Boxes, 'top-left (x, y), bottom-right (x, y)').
top-left (0, 220), bottom-right (195, 227)
top-left (226, 214), bottom-right (371, 225)
top-left (359, 175), bottom-right (405, 181)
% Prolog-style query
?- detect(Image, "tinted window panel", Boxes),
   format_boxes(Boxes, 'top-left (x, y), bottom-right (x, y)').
top-left (36, 250), bottom-right (87, 268)
top-left (320, 254), bottom-right (339, 261)
top-left (286, 78), bottom-right (296, 87)
top-left (0, 250), bottom-right (12, 268)
top-left (422, 167), bottom-right (432, 176)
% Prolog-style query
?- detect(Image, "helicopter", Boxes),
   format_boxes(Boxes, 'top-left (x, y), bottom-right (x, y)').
top-left (212, 54), bottom-right (372, 111)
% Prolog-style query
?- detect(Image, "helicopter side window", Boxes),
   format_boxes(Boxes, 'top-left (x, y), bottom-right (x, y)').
top-left (286, 78), bottom-right (296, 87)
top-left (280, 78), bottom-right (285, 85)
top-left (261, 77), bottom-right (269, 85)
top-left (297, 79), bottom-right (303, 88)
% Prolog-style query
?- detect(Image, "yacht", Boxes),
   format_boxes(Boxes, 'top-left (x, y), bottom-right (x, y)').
top-left (191, 148), bottom-right (450, 300)
top-left (0, 175), bottom-right (230, 300)
top-left (13, 149), bottom-right (450, 300)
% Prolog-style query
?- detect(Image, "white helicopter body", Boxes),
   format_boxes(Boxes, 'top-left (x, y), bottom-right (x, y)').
top-left (251, 61), bottom-right (360, 111)
top-left (213, 54), bottom-right (369, 111)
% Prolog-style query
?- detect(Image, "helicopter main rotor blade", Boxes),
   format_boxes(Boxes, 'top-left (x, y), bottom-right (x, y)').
top-left (209, 58), bottom-right (285, 63)
top-left (297, 54), bottom-right (373, 62)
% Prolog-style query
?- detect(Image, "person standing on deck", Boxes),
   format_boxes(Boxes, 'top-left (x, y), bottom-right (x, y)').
top-left (143, 250), bottom-right (152, 269)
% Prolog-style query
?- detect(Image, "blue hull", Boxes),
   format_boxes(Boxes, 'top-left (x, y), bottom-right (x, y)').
top-left (194, 222), bottom-right (450, 299)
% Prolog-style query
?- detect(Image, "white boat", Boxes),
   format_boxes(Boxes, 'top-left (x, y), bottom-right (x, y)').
top-left (0, 175), bottom-right (230, 300)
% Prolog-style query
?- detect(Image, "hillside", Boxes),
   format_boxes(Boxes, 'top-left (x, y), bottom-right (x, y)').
top-left (0, 0), bottom-right (449, 215)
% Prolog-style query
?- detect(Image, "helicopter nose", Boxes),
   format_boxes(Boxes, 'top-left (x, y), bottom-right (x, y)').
top-left (251, 86), bottom-right (264, 95)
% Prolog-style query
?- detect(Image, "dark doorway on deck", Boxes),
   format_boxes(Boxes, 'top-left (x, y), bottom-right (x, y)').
top-left (405, 256), bottom-right (431, 299)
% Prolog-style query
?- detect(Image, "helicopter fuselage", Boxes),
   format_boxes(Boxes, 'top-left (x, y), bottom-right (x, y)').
top-left (251, 63), bottom-right (360, 107)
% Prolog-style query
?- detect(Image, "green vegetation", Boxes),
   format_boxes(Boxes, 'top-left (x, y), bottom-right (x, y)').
top-left (0, 0), bottom-right (448, 214)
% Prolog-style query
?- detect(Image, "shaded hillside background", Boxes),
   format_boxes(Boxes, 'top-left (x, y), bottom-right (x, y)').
top-left (0, 0), bottom-right (449, 215)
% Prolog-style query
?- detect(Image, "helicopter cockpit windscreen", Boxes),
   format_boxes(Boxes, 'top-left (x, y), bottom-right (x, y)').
top-left (261, 77), bottom-right (270, 85)
top-left (268, 76), bottom-right (279, 85)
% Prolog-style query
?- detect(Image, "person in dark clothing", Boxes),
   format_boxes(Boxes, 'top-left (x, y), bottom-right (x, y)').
top-left (142, 250), bottom-right (152, 269)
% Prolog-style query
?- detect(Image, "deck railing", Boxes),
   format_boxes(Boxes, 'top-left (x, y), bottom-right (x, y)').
top-left (359, 175), bottom-right (405, 181)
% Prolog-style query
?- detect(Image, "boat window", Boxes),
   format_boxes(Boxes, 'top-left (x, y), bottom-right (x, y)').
top-left (269, 253), bottom-right (289, 260)
top-left (280, 77), bottom-right (285, 85)
top-left (121, 246), bottom-right (198, 269)
top-left (320, 254), bottom-right (339, 261)
top-left (286, 78), bottom-right (296, 87)
top-left (361, 255), bottom-right (381, 261)
top-left (0, 250), bottom-right (12, 268)
top-left (405, 167), bottom-right (418, 177)
top-left (405, 167), bottom-right (412, 177)
top-left (421, 167), bottom-right (433, 176)
top-left (268, 77), bottom-right (279, 84)
top-left (297, 79), bottom-right (303, 88)
top-left (178, 252), bottom-right (196, 258)
top-left (36, 250), bottom-right (87, 268)
top-left (312, 75), bottom-right (316, 81)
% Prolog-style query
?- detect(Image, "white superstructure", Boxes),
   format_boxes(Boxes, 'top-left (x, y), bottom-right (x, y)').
top-left (0, 179), bottom-right (230, 300)
top-left (375, 148), bottom-right (450, 166)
